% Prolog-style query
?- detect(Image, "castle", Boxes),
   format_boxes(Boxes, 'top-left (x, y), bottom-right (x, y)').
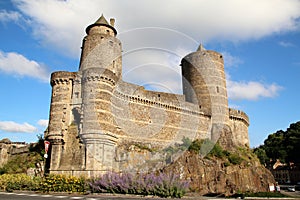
top-left (45, 15), bottom-right (249, 177)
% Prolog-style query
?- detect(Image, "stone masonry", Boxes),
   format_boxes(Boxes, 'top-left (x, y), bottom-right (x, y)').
top-left (45, 15), bottom-right (249, 177)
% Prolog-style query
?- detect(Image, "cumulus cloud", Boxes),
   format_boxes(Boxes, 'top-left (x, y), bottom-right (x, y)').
top-left (37, 119), bottom-right (48, 128)
top-left (0, 10), bottom-right (22, 23)
top-left (8, 0), bottom-right (291, 100)
top-left (227, 80), bottom-right (283, 100)
top-left (0, 121), bottom-right (38, 133)
top-left (0, 51), bottom-right (50, 82)
top-left (11, 0), bottom-right (300, 57)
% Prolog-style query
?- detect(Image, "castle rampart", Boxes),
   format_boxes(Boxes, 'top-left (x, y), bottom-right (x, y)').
top-left (45, 15), bottom-right (250, 177)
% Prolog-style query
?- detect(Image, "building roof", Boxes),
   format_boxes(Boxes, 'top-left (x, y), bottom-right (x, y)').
top-left (95, 14), bottom-right (109, 25)
top-left (85, 14), bottom-right (117, 35)
top-left (197, 44), bottom-right (206, 51)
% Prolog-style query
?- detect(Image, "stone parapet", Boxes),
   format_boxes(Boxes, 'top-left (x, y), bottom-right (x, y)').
top-left (50, 71), bottom-right (76, 86)
top-left (229, 108), bottom-right (249, 126)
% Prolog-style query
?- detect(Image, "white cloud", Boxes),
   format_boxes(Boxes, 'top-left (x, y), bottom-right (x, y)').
top-left (8, 0), bottom-right (290, 100)
top-left (0, 10), bottom-right (22, 23)
top-left (0, 121), bottom-right (38, 133)
top-left (37, 119), bottom-right (48, 128)
top-left (222, 51), bottom-right (243, 67)
top-left (10, 0), bottom-right (300, 57)
top-left (0, 51), bottom-right (50, 82)
top-left (227, 80), bottom-right (283, 100)
top-left (278, 41), bottom-right (295, 47)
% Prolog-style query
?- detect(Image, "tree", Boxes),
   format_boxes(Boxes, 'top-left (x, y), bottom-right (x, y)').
top-left (256, 121), bottom-right (300, 165)
top-left (253, 146), bottom-right (269, 165)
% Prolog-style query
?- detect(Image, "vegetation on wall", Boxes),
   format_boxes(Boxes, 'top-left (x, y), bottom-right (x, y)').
top-left (253, 121), bottom-right (300, 165)
top-left (163, 137), bottom-right (250, 166)
top-left (0, 134), bottom-right (44, 175)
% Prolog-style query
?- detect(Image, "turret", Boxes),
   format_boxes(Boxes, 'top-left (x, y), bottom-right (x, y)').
top-left (79, 14), bottom-right (122, 79)
top-left (79, 15), bottom-right (120, 175)
top-left (181, 45), bottom-right (229, 126)
top-left (46, 71), bottom-right (76, 171)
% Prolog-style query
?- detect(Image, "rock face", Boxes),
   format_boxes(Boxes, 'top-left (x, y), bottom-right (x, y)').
top-left (163, 151), bottom-right (275, 196)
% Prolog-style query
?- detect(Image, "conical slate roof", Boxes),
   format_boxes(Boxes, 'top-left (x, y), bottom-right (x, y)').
top-left (85, 14), bottom-right (117, 35)
top-left (95, 14), bottom-right (109, 25)
top-left (197, 44), bottom-right (206, 51)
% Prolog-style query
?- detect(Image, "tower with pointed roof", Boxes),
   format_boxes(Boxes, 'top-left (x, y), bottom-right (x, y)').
top-left (79, 14), bottom-right (122, 78)
top-left (45, 15), bottom-right (249, 178)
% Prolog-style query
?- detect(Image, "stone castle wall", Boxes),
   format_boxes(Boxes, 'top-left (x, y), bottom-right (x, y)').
top-left (45, 15), bottom-right (250, 177)
top-left (0, 141), bottom-right (30, 168)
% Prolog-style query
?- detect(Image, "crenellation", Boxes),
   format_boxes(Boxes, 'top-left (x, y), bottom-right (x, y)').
top-left (46, 15), bottom-right (250, 177)
top-left (229, 108), bottom-right (249, 126)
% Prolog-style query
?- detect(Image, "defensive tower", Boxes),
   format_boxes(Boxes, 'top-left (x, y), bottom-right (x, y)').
top-left (45, 15), bottom-right (250, 177)
top-left (79, 14), bottom-right (122, 78)
top-left (79, 15), bottom-right (121, 175)
top-left (181, 45), bottom-right (229, 125)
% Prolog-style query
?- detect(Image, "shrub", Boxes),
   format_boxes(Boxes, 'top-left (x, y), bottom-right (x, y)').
top-left (89, 172), bottom-right (189, 198)
top-left (0, 174), bottom-right (41, 192)
top-left (188, 139), bottom-right (203, 152)
top-left (40, 174), bottom-right (86, 193)
top-left (207, 143), bottom-right (225, 158)
top-left (228, 153), bottom-right (243, 165)
top-left (242, 192), bottom-right (288, 197)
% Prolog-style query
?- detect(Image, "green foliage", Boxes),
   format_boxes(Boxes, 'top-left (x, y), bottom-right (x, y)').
top-left (188, 139), bottom-right (203, 152)
top-left (0, 152), bottom-right (42, 174)
top-left (187, 138), bottom-right (245, 165)
top-left (40, 174), bottom-right (86, 193)
top-left (208, 143), bottom-right (226, 158)
top-left (241, 191), bottom-right (288, 198)
top-left (0, 174), bottom-right (41, 192)
top-left (254, 121), bottom-right (300, 165)
top-left (253, 146), bottom-right (269, 165)
top-left (29, 134), bottom-right (45, 157)
top-left (0, 174), bottom-right (86, 193)
top-left (228, 153), bottom-right (243, 165)
top-left (188, 139), bottom-right (224, 158)
top-left (0, 134), bottom-right (45, 175)
top-left (163, 137), bottom-right (193, 156)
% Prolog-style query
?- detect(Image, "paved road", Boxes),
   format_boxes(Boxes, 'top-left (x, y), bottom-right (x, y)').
top-left (0, 192), bottom-right (207, 200)
top-left (1, 191), bottom-right (299, 200)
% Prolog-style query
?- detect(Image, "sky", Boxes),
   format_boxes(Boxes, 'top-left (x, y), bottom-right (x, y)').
top-left (0, 0), bottom-right (299, 147)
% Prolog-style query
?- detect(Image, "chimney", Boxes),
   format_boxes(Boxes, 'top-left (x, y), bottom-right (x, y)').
top-left (110, 18), bottom-right (115, 27)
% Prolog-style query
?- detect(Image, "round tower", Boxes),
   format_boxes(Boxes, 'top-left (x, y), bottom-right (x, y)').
top-left (46, 71), bottom-right (76, 171)
top-left (79, 14), bottom-right (122, 79)
top-left (79, 15), bottom-right (120, 175)
top-left (181, 45), bottom-right (229, 126)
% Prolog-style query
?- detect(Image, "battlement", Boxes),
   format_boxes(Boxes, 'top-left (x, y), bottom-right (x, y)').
top-left (82, 69), bottom-right (117, 85)
top-left (50, 71), bottom-right (76, 86)
top-left (114, 89), bottom-right (209, 118)
top-left (229, 108), bottom-right (249, 126)
top-left (46, 15), bottom-right (250, 177)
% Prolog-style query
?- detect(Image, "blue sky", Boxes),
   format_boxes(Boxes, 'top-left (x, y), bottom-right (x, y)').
top-left (0, 0), bottom-right (299, 147)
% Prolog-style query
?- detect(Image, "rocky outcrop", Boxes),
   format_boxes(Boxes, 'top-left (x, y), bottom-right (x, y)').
top-left (163, 151), bottom-right (275, 196)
